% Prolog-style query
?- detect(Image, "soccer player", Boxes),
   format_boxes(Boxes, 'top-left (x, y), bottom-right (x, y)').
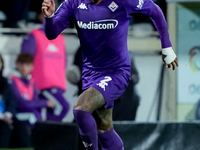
top-left (41, 0), bottom-right (178, 149)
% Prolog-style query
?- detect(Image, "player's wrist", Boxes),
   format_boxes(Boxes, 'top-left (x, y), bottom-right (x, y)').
top-left (44, 13), bottom-right (55, 18)
top-left (162, 47), bottom-right (176, 64)
top-left (162, 47), bottom-right (173, 53)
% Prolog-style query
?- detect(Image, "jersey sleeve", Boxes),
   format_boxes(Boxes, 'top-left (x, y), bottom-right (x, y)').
top-left (123, 0), bottom-right (172, 48)
top-left (44, 0), bottom-right (75, 40)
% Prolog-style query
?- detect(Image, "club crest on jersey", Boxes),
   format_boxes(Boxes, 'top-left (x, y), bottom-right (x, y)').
top-left (108, 1), bottom-right (118, 12)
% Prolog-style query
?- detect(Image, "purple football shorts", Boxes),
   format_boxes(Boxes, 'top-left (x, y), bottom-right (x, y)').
top-left (82, 70), bottom-right (131, 108)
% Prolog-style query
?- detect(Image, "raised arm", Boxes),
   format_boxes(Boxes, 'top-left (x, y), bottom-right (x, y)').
top-left (41, 0), bottom-right (74, 39)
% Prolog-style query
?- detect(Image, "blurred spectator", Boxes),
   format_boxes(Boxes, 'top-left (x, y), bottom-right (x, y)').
top-left (9, 53), bottom-right (55, 129)
top-left (0, 0), bottom-right (65, 27)
top-left (2, 0), bottom-right (32, 28)
top-left (21, 12), bottom-right (70, 122)
top-left (0, 54), bottom-right (31, 148)
top-left (28, 0), bottom-right (63, 19)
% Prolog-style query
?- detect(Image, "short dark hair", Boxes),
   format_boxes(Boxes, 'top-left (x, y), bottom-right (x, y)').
top-left (16, 53), bottom-right (34, 64)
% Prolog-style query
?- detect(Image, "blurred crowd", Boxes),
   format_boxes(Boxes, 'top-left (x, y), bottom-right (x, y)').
top-left (0, 0), bottom-right (64, 28)
top-left (0, 0), bottom-right (166, 29)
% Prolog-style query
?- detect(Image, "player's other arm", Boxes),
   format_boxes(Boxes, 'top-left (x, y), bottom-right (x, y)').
top-left (42, 0), bottom-right (57, 39)
top-left (41, 0), bottom-right (73, 40)
top-left (147, 1), bottom-right (178, 70)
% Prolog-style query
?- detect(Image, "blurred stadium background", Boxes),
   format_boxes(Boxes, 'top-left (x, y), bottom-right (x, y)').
top-left (0, 0), bottom-right (200, 149)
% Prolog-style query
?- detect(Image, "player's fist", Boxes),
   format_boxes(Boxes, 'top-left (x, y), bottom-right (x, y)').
top-left (41, 0), bottom-right (55, 18)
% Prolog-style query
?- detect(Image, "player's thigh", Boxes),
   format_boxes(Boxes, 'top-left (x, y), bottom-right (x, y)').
top-left (73, 87), bottom-right (105, 112)
top-left (93, 108), bottom-right (113, 132)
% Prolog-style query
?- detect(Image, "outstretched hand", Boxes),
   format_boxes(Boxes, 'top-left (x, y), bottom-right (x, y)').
top-left (161, 47), bottom-right (178, 70)
top-left (41, 0), bottom-right (55, 17)
top-left (162, 55), bottom-right (178, 70)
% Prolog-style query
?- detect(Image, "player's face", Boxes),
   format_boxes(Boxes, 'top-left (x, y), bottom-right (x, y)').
top-left (17, 63), bottom-right (33, 78)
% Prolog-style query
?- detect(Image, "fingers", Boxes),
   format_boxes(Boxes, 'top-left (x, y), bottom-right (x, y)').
top-left (50, 0), bottom-right (55, 5)
top-left (162, 53), bottom-right (178, 70)
top-left (41, 0), bottom-right (55, 17)
top-left (166, 57), bottom-right (178, 70)
top-left (174, 57), bottom-right (178, 67)
top-left (171, 62), bottom-right (176, 70)
top-left (42, 0), bottom-right (51, 6)
top-left (42, 0), bottom-right (55, 6)
top-left (42, 1), bottom-right (50, 15)
top-left (166, 64), bottom-right (171, 69)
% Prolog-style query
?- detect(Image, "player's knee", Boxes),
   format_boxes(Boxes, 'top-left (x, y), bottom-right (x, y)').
top-left (73, 100), bottom-right (90, 112)
top-left (73, 103), bottom-right (79, 109)
top-left (73, 87), bottom-right (105, 112)
top-left (73, 96), bottom-right (88, 111)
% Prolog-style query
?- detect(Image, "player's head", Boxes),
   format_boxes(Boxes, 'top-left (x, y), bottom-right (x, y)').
top-left (16, 53), bottom-right (34, 78)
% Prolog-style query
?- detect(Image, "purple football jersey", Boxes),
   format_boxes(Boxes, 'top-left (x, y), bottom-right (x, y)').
top-left (44, 0), bottom-right (171, 75)
top-left (44, 0), bottom-right (172, 97)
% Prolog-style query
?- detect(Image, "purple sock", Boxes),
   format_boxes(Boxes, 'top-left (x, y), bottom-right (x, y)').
top-left (98, 128), bottom-right (124, 150)
top-left (73, 109), bottom-right (98, 150)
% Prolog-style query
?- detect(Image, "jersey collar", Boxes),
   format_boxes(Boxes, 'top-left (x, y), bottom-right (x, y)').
top-left (84, 0), bottom-right (105, 5)
top-left (84, 0), bottom-right (93, 4)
